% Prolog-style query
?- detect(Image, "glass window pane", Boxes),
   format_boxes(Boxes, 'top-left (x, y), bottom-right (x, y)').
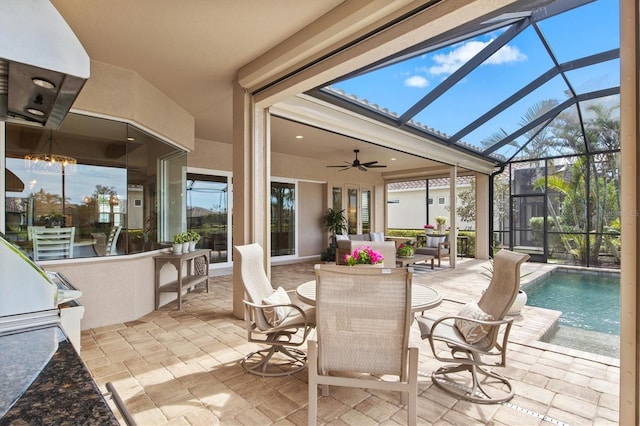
top-left (347, 187), bottom-right (358, 234)
top-left (415, 26), bottom-right (554, 137)
top-left (271, 182), bottom-right (295, 256)
top-left (462, 76), bottom-right (568, 152)
top-left (187, 174), bottom-right (229, 263)
top-left (361, 190), bottom-right (371, 234)
top-left (565, 59), bottom-right (620, 95)
top-left (332, 187), bottom-right (342, 211)
top-left (537, 0), bottom-right (619, 63)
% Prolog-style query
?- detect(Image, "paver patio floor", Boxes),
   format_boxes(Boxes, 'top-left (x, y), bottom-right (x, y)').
top-left (81, 258), bottom-right (620, 425)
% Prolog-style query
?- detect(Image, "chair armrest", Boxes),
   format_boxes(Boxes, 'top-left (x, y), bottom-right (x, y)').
top-left (243, 299), bottom-right (311, 329)
top-left (426, 314), bottom-right (513, 352)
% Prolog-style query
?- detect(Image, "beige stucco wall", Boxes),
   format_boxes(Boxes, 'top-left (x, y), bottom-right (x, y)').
top-left (41, 251), bottom-right (156, 329)
top-left (73, 60), bottom-right (195, 151)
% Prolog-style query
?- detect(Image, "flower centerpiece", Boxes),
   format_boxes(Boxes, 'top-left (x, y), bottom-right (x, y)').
top-left (424, 224), bottom-right (435, 235)
top-left (396, 240), bottom-right (415, 258)
top-left (344, 245), bottom-right (384, 266)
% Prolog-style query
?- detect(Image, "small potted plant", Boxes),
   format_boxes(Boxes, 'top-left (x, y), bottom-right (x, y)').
top-left (172, 233), bottom-right (186, 254)
top-left (396, 240), bottom-right (415, 258)
top-left (436, 216), bottom-right (447, 234)
top-left (343, 245), bottom-right (384, 266)
top-left (424, 224), bottom-right (435, 235)
top-left (187, 231), bottom-right (200, 251)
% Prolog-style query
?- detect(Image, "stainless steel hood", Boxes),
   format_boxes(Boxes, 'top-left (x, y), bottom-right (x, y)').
top-left (0, 0), bottom-right (90, 129)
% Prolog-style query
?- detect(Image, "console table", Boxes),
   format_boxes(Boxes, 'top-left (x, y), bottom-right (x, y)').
top-left (154, 249), bottom-right (211, 310)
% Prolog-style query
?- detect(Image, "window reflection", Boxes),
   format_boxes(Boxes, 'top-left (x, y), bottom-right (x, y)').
top-left (4, 114), bottom-right (186, 260)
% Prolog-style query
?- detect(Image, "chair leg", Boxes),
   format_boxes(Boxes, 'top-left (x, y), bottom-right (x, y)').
top-left (308, 341), bottom-right (318, 426)
top-left (241, 345), bottom-right (307, 377)
top-left (431, 362), bottom-right (514, 404)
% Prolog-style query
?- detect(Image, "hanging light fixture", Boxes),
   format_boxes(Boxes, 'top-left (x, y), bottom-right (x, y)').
top-left (24, 130), bottom-right (77, 175)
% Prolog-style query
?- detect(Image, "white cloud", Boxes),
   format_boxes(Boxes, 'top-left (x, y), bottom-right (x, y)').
top-left (429, 39), bottom-right (527, 76)
top-left (404, 75), bottom-right (429, 88)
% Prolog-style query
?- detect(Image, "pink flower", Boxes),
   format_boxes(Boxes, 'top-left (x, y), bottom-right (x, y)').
top-left (424, 224), bottom-right (435, 229)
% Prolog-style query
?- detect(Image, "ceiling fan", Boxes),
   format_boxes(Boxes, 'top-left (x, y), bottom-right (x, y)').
top-left (327, 149), bottom-right (387, 172)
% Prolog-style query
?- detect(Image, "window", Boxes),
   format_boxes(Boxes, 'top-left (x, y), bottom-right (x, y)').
top-left (4, 113), bottom-right (186, 259)
top-left (438, 197), bottom-right (446, 205)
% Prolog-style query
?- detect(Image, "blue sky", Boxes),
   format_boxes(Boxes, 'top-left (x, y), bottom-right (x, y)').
top-left (331, 0), bottom-right (619, 153)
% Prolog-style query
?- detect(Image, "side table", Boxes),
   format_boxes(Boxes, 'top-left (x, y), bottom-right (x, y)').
top-left (154, 249), bottom-right (211, 310)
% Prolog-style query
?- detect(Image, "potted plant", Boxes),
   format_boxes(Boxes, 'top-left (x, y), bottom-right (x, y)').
top-left (321, 208), bottom-right (347, 261)
top-left (436, 216), bottom-right (447, 234)
top-left (187, 231), bottom-right (200, 251)
top-left (396, 240), bottom-right (415, 258)
top-left (172, 233), bottom-right (186, 254)
top-left (343, 245), bottom-right (384, 266)
top-left (424, 224), bottom-right (435, 235)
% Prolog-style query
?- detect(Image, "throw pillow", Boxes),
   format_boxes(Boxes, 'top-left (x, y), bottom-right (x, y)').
top-left (335, 234), bottom-right (349, 241)
top-left (426, 235), bottom-right (445, 248)
top-left (262, 287), bottom-right (292, 327)
top-left (454, 302), bottom-right (494, 344)
top-left (369, 232), bottom-right (384, 242)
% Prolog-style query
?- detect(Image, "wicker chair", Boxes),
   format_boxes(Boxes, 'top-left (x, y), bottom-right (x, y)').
top-left (308, 264), bottom-right (418, 426)
top-left (416, 249), bottom-right (530, 403)
top-left (234, 243), bottom-right (315, 376)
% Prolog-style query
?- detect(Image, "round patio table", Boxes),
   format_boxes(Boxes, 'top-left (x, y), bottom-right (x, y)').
top-left (295, 280), bottom-right (442, 314)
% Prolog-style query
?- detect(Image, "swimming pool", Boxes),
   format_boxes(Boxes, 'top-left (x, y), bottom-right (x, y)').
top-left (523, 269), bottom-right (620, 357)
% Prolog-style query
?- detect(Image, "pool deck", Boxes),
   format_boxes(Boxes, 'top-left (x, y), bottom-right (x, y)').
top-left (81, 258), bottom-right (620, 425)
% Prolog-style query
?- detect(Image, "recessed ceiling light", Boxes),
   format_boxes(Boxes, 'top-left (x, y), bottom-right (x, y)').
top-left (295, 135), bottom-right (304, 139)
top-left (26, 107), bottom-right (45, 116)
top-left (391, 157), bottom-right (397, 161)
top-left (32, 78), bottom-right (55, 89)
top-left (127, 137), bottom-right (135, 141)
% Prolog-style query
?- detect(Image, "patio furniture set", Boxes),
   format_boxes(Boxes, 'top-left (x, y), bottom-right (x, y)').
top-left (233, 243), bottom-right (530, 424)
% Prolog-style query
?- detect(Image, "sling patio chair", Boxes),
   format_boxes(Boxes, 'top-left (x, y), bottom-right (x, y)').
top-left (308, 264), bottom-right (418, 426)
top-left (234, 243), bottom-right (315, 376)
top-left (416, 249), bottom-right (530, 403)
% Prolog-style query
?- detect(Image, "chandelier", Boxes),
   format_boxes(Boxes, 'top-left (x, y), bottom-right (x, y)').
top-left (24, 131), bottom-right (77, 175)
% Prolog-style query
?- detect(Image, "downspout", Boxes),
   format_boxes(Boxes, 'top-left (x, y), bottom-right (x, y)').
top-left (489, 164), bottom-right (506, 256)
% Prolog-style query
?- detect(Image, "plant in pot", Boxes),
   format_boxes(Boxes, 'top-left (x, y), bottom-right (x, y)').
top-left (172, 232), bottom-right (187, 254)
top-left (424, 223), bottom-right (435, 235)
top-left (187, 231), bottom-right (201, 251)
top-left (435, 216), bottom-right (447, 234)
top-left (344, 245), bottom-right (384, 266)
top-left (396, 240), bottom-right (415, 258)
top-left (321, 208), bottom-right (347, 261)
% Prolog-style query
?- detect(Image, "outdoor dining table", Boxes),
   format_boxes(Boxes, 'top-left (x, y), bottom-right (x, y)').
top-left (295, 280), bottom-right (442, 314)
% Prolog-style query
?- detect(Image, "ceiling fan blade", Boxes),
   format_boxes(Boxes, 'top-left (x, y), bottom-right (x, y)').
top-left (358, 165), bottom-right (368, 172)
top-left (366, 164), bottom-right (387, 168)
top-left (339, 166), bottom-right (352, 172)
top-left (361, 160), bottom-right (378, 167)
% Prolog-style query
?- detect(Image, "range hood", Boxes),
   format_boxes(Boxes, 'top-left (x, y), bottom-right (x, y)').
top-left (0, 0), bottom-right (90, 129)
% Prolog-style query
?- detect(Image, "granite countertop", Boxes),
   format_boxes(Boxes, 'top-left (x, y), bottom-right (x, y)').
top-left (0, 325), bottom-right (118, 425)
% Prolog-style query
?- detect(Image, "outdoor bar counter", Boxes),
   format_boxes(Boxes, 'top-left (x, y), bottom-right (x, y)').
top-left (0, 324), bottom-right (118, 425)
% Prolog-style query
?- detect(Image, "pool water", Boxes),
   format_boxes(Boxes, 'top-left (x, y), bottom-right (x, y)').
top-left (524, 270), bottom-right (620, 357)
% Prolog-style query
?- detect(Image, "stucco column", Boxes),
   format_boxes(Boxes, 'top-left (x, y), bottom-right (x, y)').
top-left (232, 84), bottom-right (271, 319)
top-left (475, 173), bottom-right (490, 260)
top-left (449, 166), bottom-right (457, 266)
top-left (618, 0), bottom-right (638, 423)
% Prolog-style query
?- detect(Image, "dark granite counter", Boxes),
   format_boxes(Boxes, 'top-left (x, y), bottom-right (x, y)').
top-left (0, 325), bottom-right (118, 425)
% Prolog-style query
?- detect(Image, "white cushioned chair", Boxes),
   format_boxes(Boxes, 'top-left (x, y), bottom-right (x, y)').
top-left (234, 243), bottom-right (315, 376)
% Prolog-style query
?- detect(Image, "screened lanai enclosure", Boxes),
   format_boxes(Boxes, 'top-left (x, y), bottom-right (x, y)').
top-left (311, 0), bottom-right (620, 268)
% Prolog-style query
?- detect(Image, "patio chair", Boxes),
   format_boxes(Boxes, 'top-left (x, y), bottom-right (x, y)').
top-left (416, 249), bottom-right (529, 403)
top-left (234, 243), bottom-right (315, 376)
top-left (32, 226), bottom-right (75, 261)
top-left (308, 264), bottom-right (418, 426)
top-left (92, 225), bottom-right (122, 256)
